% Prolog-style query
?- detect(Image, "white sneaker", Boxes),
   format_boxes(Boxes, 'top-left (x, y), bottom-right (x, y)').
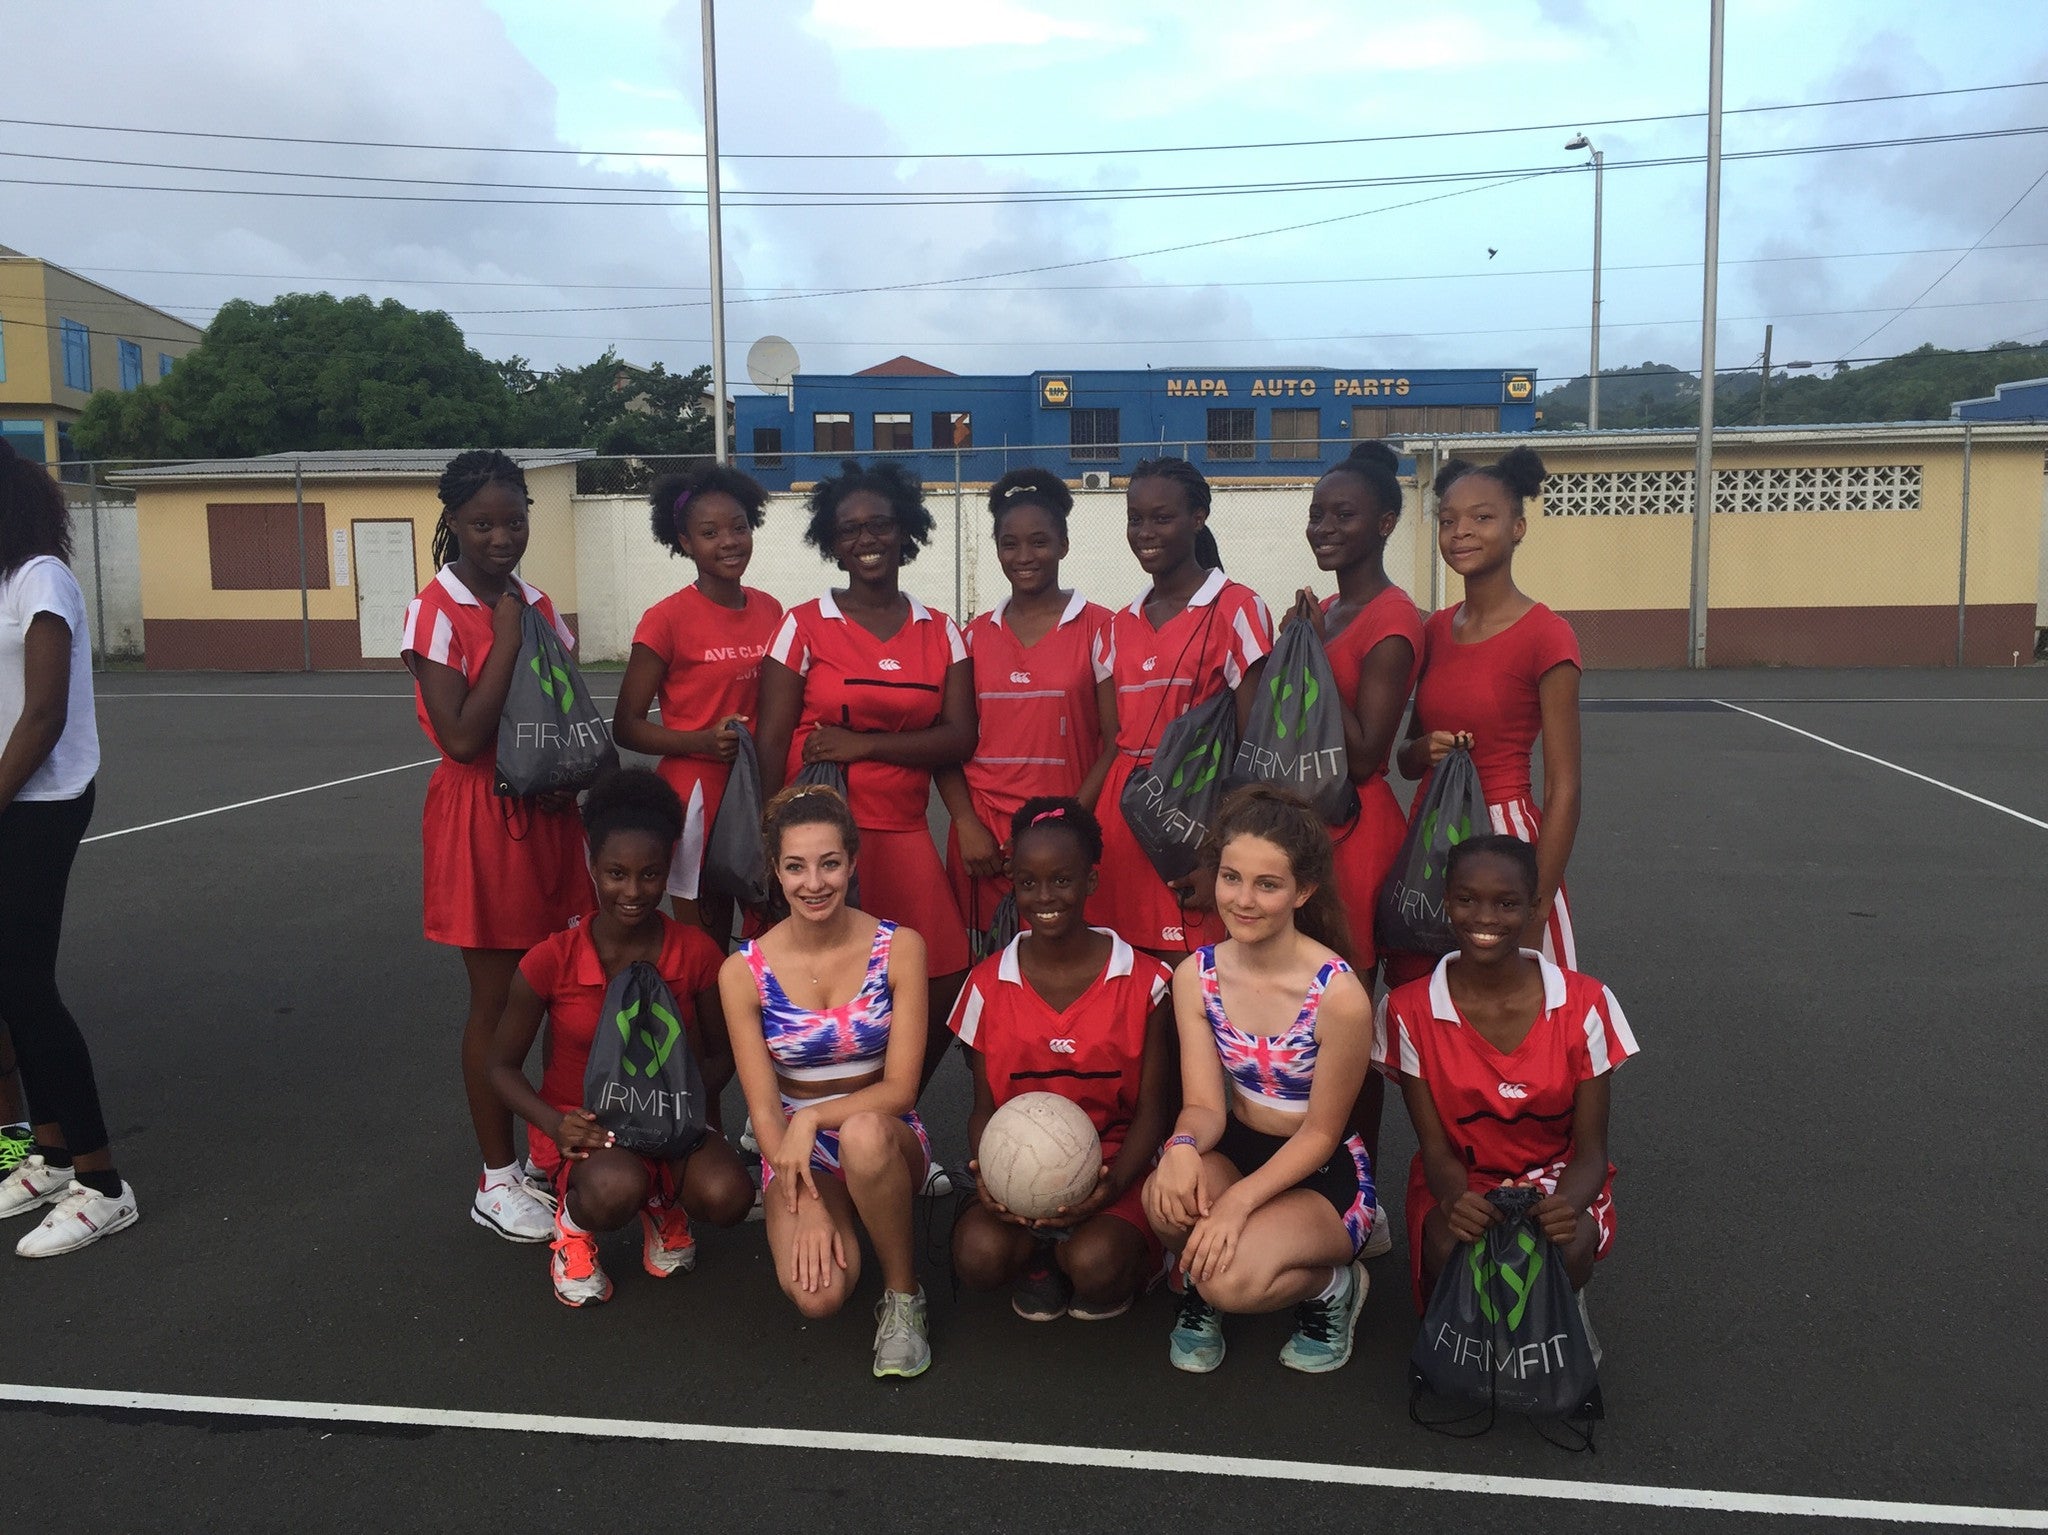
top-left (920, 1163), bottom-right (954, 1199)
top-left (0, 1155), bottom-right (75, 1220)
top-left (1360, 1203), bottom-right (1393, 1259)
top-left (16, 1180), bottom-right (138, 1257)
top-left (521, 1160), bottom-right (559, 1211)
top-left (472, 1178), bottom-right (554, 1243)
top-left (549, 1211), bottom-right (613, 1308)
top-left (738, 1118), bottom-right (760, 1156)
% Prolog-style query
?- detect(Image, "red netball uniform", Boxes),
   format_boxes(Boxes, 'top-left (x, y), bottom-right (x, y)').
top-left (516, 913), bottom-right (724, 1185)
top-left (631, 585), bottom-right (784, 900)
top-left (1088, 570), bottom-right (1273, 952)
top-left (948, 930), bottom-right (1170, 1253)
top-left (768, 592), bottom-right (972, 975)
top-left (948, 591), bottom-right (1113, 930)
top-left (1375, 952), bottom-right (1638, 1307)
top-left (1385, 602), bottom-right (1582, 988)
top-left (1320, 586), bottom-right (1424, 970)
top-left (402, 567), bottom-right (591, 950)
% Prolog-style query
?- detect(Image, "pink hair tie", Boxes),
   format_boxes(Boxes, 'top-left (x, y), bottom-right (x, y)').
top-left (1029, 807), bottom-right (1067, 825)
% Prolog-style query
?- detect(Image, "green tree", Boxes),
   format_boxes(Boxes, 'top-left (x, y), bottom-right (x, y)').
top-left (73, 293), bottom-right (515, 459)
top-left (506, 347), bottom-right (714, 456)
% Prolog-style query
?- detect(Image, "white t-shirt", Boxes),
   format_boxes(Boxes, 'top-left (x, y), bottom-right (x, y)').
top-left (0, 555), bottom-right (99, 801)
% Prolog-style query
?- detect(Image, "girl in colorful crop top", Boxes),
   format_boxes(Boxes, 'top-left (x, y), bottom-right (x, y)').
top-left (719, 782), bottom-right (934, 1381)
top-left (1143, 786), bottom-right (1380, 1377)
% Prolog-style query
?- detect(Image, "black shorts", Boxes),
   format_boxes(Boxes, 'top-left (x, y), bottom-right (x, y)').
top-left (1214, 1116), bottom-right (1378, 1257)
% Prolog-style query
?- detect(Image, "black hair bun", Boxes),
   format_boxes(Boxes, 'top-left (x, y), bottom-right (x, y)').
top-left (1494, 446), bottom-right (1548, 499)
top-left (1342, 440), bottom-right (1399, 473)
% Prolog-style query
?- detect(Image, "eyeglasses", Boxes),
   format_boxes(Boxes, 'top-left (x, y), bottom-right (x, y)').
top-left (834, 516), bottom-right (898, 545)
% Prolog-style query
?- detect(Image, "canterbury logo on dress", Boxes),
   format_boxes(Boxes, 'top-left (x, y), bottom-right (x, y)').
top-left (1048, 1038), bottom-right (1077, 1054)
top-left (1161, 926), bottom-right (1184, 943)
top-left (1141, 657), bottom-right (1159, 672)
top-left (1497, 1083), bottom-right (1529, 1100)
top-left (1010, 671), bottom-right (1032, 684)
top-left (877, 658), bottom-right (903, 671)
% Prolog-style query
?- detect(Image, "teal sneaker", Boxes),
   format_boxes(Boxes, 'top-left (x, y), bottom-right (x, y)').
top-left (0, 1128), bottom-right (32, 1179)
top-left (1279, 1261), bottom-right (1366, 1374)
top-left (1168, 1285), bottom-right (1225, 1373)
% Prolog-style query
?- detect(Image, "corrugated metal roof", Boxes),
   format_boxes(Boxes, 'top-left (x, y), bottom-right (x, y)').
top-left (1393, 421), bottom-right (2048, 450)
top-left (107, 448), bottom-right (595, 484)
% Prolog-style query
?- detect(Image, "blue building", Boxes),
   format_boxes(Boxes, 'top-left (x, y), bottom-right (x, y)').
top-left (732, 358), bottom-right (1538, 488)
top-left (1952, 376), bottom-right (2048, 422)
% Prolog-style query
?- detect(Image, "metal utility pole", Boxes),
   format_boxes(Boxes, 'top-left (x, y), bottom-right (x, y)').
top-left (1688, 0), bottom-right (1725, 670)
top-left (1758, 323), bottom-right (1772, 425)
top-left (701, 0), bottom-right (729, 463)
top-left (1566, 136), bottom-right (1605, 428)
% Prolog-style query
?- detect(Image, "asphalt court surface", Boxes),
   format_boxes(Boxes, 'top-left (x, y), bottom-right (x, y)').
top-left (3, 668), bottom-right (2043, 1530)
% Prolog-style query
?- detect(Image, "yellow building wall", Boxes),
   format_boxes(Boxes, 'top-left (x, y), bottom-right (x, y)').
top-left (39, 266), bottom-right (202, 412)
top-left (0, 260), bottom-right (55, 403)
top-left (1426, 438), bottom-right (2043, 615)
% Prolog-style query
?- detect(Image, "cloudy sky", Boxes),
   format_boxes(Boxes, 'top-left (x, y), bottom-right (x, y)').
top-left (7, 0), bottom-right (2046, 390)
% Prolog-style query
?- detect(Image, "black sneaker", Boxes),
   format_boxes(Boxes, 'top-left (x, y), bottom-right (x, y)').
top-left (1011, 1251), bottom-right (1073, 1322)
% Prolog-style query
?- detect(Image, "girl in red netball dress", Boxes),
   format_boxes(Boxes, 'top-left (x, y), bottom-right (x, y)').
top-left (948, 798), bottom-right (1174, 1323)
top-left (1375, 835), bottom-right (1636, 1315)
top-left (937, 470), bottom-right (1116, 937)
top-left (1388, 448), bottom-right (1582, 991)
top-left (613, 465), bottom-right (783, 936)
top-left (1090, 459), bottom-right (1272, 962)
top-left (402, 451), bottom-right (591, 1244)
top-left (1289, 441), bottom-right (1424, 972)
top-left (488, 770), bottom-right (754, 1307)
top-left (754, 459), bottom-right (975, 1088)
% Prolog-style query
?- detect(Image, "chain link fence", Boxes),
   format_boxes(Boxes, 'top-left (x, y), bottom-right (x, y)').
top-left (54, 431), bottom-right (2045, 673)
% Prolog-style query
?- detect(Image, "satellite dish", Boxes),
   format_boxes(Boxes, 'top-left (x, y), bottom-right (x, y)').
top-left (747, 335), bottom-right (800, 399)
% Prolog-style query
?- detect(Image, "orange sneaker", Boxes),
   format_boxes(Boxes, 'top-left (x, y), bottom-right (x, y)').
top-left (549, 1209), bottom-right (612, 1307)
top-left (640, 1202), bottom-right (697, 1278)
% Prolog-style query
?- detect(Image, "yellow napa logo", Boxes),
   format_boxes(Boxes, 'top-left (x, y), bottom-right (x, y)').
top-left (1041, 376), bottom-right (1072, 408)
top-left (1505, 374), bottom-right (1534, 401)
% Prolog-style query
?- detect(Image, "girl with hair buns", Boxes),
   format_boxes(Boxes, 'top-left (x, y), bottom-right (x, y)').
top-left (719, 783), bottom-right (934, 1379)
top-left (936, 469), bottom-right (1117, 934)
top-left (402, 449), bottom-right (590, 1244)
top-left (1143, 786), bottom-right (1379, 1376)
top-left (613, 463), bottom-right (783, 935)
top-left (1090, 458), bottom-right (1273, 962)
top-left (1386, 447), bottom-right (1583, 990)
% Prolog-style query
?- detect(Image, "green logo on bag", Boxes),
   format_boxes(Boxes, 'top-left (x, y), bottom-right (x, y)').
top-left (1417, 806), bottom-right (1476, 880)
top-left (1468, 1228), bottom-right (1544, 1329)
top-left (615, 996), bottom-right (682, 1078)
top-left (1263, 665), bottom-right (1319, 742)
top-left (1168, 736), bottom-right (1225, 795)
top-left (530, 653), bottom-right (576, 714)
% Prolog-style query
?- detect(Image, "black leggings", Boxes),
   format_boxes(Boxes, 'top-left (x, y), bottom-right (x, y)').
top-left (0, 784), bottom-right (108, 1158)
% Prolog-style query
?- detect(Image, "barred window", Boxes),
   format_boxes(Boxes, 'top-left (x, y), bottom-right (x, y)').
top-left (1539, 464), bottom-right (1923, 516)
top-left (1206, 408), bottom-right (1254, 461)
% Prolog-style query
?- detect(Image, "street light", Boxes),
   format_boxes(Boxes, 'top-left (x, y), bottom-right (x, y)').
top-left (1565, 134), bottom-right (1604, 430)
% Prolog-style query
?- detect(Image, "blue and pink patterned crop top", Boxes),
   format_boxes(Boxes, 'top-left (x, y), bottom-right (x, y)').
top-left (742, 920), bottom-right (897, 1083)
top-left (1198, 944), bottom-right (1350, 1114)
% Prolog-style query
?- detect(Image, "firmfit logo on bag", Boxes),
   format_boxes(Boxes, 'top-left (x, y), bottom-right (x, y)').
top-left (1423, 1230), bottom-right (1574, 1380)
top-left (1234, 662), bottom-right (1345, 787)
top-left (614, 994), bottom-right (681, 1078)
top-left (591, 994), bottom-right (690, 1125)
top-left (530, 652), bottom-right (577, 714)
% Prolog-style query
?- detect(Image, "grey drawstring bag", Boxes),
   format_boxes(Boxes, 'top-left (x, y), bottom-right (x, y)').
top-left (700, 723), bottom-right (770, 906)
top-left (495, 604), bottom-right (618, 798)
top-left (1229, 620), bottom-right (1355, 825)
top-left (1118, 686), bottom-right (1238, 887)
top-left (583, 961), bottom-right (708, 1161)
top-left (1375, 746), bottom-right (1489, 957)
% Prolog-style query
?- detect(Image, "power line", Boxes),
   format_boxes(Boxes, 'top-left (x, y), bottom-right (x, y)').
top-left (43, 240), bottom-right (2048, 303)
top-left (1, 77), bottom-right (2040, 162)
top-left (1839, 161), bottom-right (2048, 357)
top-left (2, 126), bottom-right (2043, 208)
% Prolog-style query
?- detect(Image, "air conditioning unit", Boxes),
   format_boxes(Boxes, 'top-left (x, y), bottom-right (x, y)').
top-left (1080, 471), bottom-right (1112, 490)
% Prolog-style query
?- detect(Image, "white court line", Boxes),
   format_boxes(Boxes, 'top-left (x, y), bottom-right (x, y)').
top-left (96, 691), bottom-right (415, 700)
top-left (1716, 701), bottom-right (2048, 831)
top-left (80, 759), bottom-right (437, 843)
top-left (0, 1384), bottom-right (2037, 1528)
top-left (1592, 696), bottom-right (2048, 704)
